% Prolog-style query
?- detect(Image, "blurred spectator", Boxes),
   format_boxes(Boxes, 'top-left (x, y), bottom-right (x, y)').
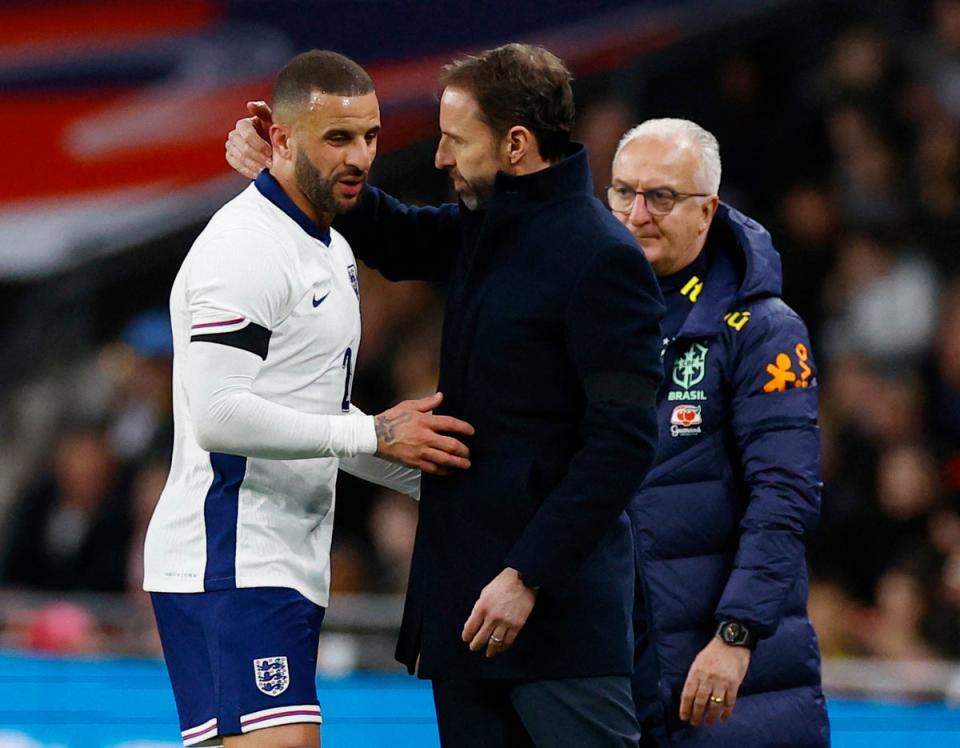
top-left (388, 312), bottom-right (443, 401)
top-left (807, 579), bottom-right (864, 658)
top-left (926, 281), bottom-right (960, 462)
top-left (911, 116), bottom-right (960, 268)
top-left (910, 0), bottom-right (960, 119)
top-left (827, 105), bottom-right (908, 227)
top-left (354, 268), bottom-right (439, 364)
top-left (366, 490), bottom-right (419, 594)
top-left (330, 539), bottom-right (371, 595)
top-left (927, 544), bottom-right (960, 656)
top-left (860, 567), bottom-right (937, 660)
top-left (0, 422), bottom-right (132, 592)
top-left (0, 309), bottom-right (173, 562)
top-left (705, 54), bottom-right (784, 208)
top-left (814, 359), bottom-right (930, 593)
top-left (827, 28), bottom-right (896, 103)
top-left (776, 183), bottom-right (840, 336)
top-left (821, 27), bottom-right (910, 147)
top-left (877, 443), bottom-right (941, 522)
top-left (575, 97), bottom-right (637, 197)
top-left (104, 309), bottom-right (174, 463)
top-left (1, 602), bottom-right (104, 655)
top-left (125, 456), bottom-right (171, 597)
top-left (26, 602), bottom-right (104, 654)
top-left (822, 228), bottom-right (938, 365)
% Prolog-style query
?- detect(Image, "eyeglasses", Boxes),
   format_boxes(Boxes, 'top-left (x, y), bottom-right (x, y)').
top-left (605, 185), bottom-right (711, 216)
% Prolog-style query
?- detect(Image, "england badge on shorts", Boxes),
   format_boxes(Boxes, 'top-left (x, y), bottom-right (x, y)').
top-left (253, 656), bottom-right (290, 696)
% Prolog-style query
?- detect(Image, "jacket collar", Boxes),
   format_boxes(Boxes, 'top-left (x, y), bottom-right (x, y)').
top-left (255, 169), bottom-right (332, 246)
top-left (486, 143), bottom-right (593, 215)
top-left (676, 203), bottom-right (782, 338)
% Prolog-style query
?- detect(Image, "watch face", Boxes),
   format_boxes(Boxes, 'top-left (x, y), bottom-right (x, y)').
top-left (723, 622), bottom-right (743, 643)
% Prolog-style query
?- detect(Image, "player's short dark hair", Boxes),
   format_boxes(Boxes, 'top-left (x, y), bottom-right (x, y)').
top-left (272, 50), bottom-right (374, 119)
top-left (440, 43), bottom-right (575, 162)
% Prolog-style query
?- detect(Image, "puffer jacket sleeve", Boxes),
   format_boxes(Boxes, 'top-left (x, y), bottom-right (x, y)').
top-left (714, 303), bottom-right (822, 638)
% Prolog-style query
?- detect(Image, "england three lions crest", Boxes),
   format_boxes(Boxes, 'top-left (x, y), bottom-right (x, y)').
top-left (347, 263), bottom-right (360, 299)
top-left (253, 656), bottom-right (290, 696)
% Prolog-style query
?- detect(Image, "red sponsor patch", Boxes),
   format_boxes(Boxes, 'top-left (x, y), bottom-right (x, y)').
top-left (670, 405), bottom-right (702, 428)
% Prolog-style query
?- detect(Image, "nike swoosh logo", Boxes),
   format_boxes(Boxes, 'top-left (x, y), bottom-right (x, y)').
top-left (312, 292), bottom-right (330, 307)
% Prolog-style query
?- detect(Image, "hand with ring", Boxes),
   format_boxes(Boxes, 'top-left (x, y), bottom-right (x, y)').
top-left (462, 567), bottom-right (537, 658)
top-left (679, 637), bottom-right (750, 726)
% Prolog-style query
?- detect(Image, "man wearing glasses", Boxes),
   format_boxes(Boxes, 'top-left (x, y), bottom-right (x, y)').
top-left (608, 118), bottom-right (828, 747)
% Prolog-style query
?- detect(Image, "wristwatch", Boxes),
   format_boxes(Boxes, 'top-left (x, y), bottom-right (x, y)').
top-left (715, 620), bottom-right (757, 650)
top-left (516, 571), bottom-right (541, 592)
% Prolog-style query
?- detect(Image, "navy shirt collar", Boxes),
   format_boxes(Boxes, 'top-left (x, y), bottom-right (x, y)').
top-left (676, 236), bottom-right (741, 338)
top-left (659, 250), bottom-right (709, 340)
top-left (254, 169), bottom-right (331, 246)
top-left (659, 249), bottom-right (709, 295)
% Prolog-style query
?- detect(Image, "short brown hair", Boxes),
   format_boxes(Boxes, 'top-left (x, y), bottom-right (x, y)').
top-left (273, 50), bottom-right (374, 120)
top-left (440, 43), bottom-right (575, 162)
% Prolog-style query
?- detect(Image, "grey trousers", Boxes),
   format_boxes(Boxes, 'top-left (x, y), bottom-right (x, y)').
top-left (432, 675), bottom-right (640, 748)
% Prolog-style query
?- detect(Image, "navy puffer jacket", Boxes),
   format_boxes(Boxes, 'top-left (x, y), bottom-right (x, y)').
top-left (630, 204), bottom-right (830, 747)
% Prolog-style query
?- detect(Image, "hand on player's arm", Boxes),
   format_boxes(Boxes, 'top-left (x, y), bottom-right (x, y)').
top-left (462, 567), bottom-right (537, 659)
top-left (679, 637), bottom-right (751, 727)
top-left (225, 101), bottom-right (274, 178)
top-left (375, 392), bottom-right (474, 476)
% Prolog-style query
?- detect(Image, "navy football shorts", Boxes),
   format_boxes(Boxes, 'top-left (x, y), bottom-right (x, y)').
top-left (151, 587), bottom-right (325, 746)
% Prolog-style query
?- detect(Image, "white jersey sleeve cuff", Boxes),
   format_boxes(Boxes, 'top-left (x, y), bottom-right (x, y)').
top-left (336, 407), bottom-right (418, 495)
top-left (332, 414), bottom-right (378, 456)
top-left (338, 452), bottom-right (421, 499)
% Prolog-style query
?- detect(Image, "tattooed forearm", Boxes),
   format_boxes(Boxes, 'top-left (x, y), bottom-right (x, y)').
top-left (375, 411), bottom-right (413, 444)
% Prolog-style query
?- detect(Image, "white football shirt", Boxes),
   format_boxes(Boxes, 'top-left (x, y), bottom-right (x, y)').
top-left (144, 171), bottom-right (393, 607)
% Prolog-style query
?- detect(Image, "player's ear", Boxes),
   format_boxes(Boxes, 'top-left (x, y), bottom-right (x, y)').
top-left (699, 195), bottom-right (719, 235)
top-left (504, 125), bottom-right (533, 170)
top-left (270, 123), bottom-right (294, 162)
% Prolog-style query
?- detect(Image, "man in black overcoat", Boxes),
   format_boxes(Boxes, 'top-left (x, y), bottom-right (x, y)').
top-left (227, 44), bottom-right (664, 747)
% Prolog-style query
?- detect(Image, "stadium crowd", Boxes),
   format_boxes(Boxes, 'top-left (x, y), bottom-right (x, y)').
top-left (0, 0), bottom-right (958, 668)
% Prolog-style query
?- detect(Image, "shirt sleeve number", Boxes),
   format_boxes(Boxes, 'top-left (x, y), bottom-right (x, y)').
top-left (341, 347), bottom-right (353, 411)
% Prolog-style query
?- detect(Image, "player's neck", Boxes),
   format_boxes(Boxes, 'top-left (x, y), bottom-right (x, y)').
top-left (273, 170), bottom-right (335, 233)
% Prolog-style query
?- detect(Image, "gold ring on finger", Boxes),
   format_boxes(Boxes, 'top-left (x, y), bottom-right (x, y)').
top-left (709, 695), bottom-right (725, 704)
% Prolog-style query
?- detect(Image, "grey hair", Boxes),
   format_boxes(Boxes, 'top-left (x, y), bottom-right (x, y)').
top-left (614, 118), bottom-right (722, 195)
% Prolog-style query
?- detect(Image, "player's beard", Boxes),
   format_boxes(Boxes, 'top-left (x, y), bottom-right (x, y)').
top-left (295, 149), bottom-right (363, 216)
top-left (451, 169), bottom-right (494, 212)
